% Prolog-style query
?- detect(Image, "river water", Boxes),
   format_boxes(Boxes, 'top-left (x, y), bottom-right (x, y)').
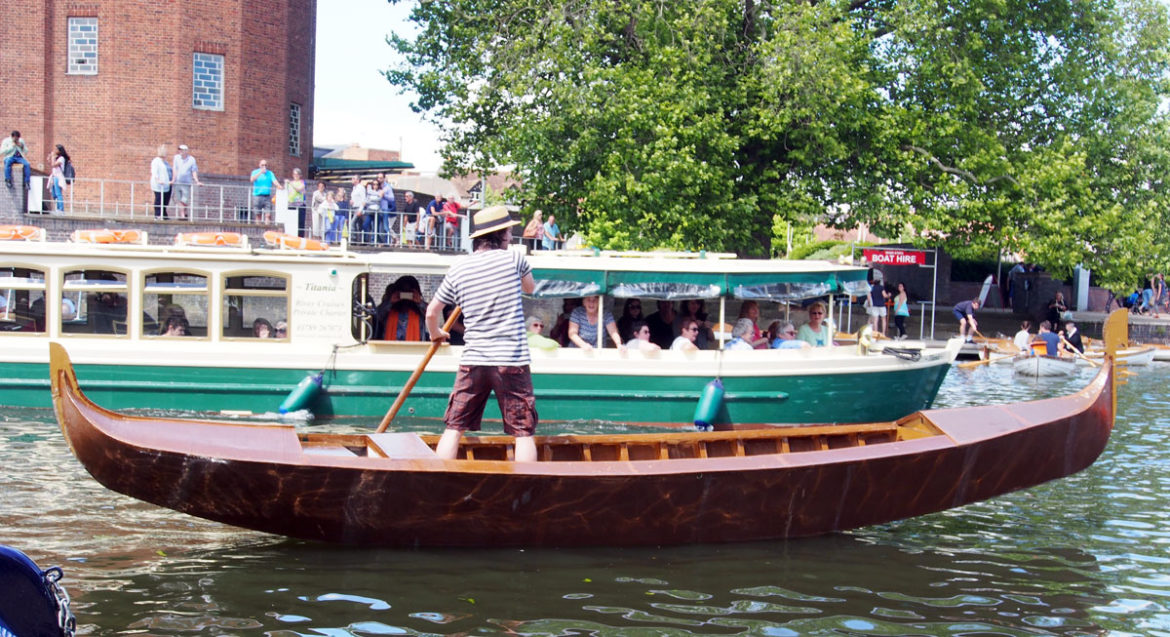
top-left (2, 362), bottom-right (1168, 635)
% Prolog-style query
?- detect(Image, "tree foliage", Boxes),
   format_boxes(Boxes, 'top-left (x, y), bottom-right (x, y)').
top-left (386, 0), bottom-right (1170, 289)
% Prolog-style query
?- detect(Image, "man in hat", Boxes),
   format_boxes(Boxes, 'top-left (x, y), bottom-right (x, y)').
top-left (425, 205), bottom-right (538, 461)
top-left (170, 144), bottom-right (202, 219)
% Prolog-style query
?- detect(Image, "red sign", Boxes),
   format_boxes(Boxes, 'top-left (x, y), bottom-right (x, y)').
top-left (863, 248), bottom-right (926, 266)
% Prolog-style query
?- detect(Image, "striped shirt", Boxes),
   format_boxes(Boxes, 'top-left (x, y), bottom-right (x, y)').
top-left (433, 248), bottom-right (532, 366)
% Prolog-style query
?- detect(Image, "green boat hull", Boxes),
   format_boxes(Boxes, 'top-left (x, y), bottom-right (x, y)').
top-left (8, 359), bottom-right (951, 427)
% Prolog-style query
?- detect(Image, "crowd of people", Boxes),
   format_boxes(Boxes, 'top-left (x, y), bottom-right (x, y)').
top-left (524, 298), bottom-right (834, 352)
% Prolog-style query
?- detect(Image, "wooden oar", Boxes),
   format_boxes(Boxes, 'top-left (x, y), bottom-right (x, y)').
top-left (375, 306), bottom-right (462, 433)
top-left (957, 354), bottom-right (1013, 370)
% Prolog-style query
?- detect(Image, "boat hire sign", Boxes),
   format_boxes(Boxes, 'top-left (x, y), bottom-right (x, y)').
top-left (864, 248), bottom-right (926, 266)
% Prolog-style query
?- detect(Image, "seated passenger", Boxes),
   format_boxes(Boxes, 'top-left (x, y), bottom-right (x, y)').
top-left (92, 292), bottom-right (127, 334)
top-left (645, 300), bottom-right (677, 349)
top-left (615, 298), bottom-right (643, 343)
top-left (1012, 320), bottom-right (1032, 352)
top-left (671, 318), bottom-right (701, 352)
top-left (526, 315), bottom-right (560, 351)
top-left (625, 320), bottom-right (662, 352)
top-left (549, 297), bottom-right (581, 346)
top-left (769, 320), bottom-right (809, 349)
top-left (162, 316), bottom-right (188, 336)
top-left (797, 301), bottom-right (833, 347)
top-left (737, 300), bottom-right (769, 349)
top-left (60, 297), bottom-right (76, 321)
top-left (676, 299), bottom-right (711, 349)
top-left (1033, 320), bottom-right (1062, 356)
top-left (381, 284), bottom-right (427, 341)
top-left (568, 295), bottom-right (624, 350)
top-left (253, 318), bottom-right (273, 338)
top-left (723, 318), bottom-right (756, 351)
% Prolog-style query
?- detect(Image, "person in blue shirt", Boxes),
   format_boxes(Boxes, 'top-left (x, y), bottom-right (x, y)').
top-left (1035, 320), bottom-right (1062, 357)
top-left (542, 213), bottom-right (563, 250)
top-left (249, 159), bottom-right (282, 223)
top-left (951, 298), bottom-right (979, 342)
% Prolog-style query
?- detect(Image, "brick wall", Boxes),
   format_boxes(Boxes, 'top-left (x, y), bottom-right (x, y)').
top-left (0, 0), bottom-right (315, 186)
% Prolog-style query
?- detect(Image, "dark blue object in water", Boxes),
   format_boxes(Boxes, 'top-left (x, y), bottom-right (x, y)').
top-left (0, 544), bottom-right (74, 636)
top-left (692, 378), bottom-right (723, 431)
top-left (279, 372), bottom-right (323, 414)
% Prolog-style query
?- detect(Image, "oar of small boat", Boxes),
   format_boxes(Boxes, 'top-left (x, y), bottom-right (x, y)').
top-left (374, 306), bottom-right (462, 434)
top-left (957, 355), bottom-right (1009, 370)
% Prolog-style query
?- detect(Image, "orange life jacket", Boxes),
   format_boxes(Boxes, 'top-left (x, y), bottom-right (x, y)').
top-left (383, 308), bottom-right (423, 341)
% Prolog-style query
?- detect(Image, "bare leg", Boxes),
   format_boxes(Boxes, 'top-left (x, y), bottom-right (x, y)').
top-left (435, 428), bottom-right (463, 459)
top-left (514, 436), bottom-right (537, 462)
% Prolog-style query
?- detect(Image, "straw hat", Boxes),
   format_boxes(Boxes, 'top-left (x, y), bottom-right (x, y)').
top-left (469, 205), bottom-right (521, 239)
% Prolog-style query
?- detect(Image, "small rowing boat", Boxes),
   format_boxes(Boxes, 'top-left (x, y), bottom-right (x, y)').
top-left (48, 311), bottom-right (1126, 547)
top-left (1012, 354), bottom-right (1078, 377)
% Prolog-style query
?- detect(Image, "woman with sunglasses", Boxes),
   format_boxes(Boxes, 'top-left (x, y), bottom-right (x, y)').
top-left (768, 320), bottom-right (808, 349)
top-left (526, 315), bottom-right (560, 351)
top-left (797, 301), bottom-right (834, 347)
top-left (625, 319), bottom-right (662, 352)
top-left (670, 318), bottom-right (701, 352)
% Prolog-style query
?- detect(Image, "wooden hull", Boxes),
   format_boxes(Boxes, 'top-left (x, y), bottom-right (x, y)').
top-left (1012, 354), bottom-right (1078, 377)
top-left (50, 341), bottom-right (1115, 547)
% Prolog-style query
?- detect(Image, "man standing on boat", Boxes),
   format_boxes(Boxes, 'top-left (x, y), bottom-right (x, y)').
top-left (425, 206), bottom-right (539, 462)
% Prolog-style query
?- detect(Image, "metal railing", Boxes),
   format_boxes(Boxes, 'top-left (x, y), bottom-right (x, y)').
top-left (338, 207), bottom-right (469, 252)
top-left (29, 176), bottom-right (320, 226)
top-left (27, 175), bottom-right (476, 252)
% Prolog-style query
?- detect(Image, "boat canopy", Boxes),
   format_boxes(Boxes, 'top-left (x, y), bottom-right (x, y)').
top-left (527, 253), bottom-right (870, 302)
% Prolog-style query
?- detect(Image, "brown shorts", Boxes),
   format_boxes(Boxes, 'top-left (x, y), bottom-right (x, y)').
top-left (444, 365), bottom-right (538, 436)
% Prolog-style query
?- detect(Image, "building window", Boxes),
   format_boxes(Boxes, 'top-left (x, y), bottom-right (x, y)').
top-left (289, 103), bottom-right (302, 157)
top-left (67, 17), bottom-right (99, 75)
top-left (192, 53), bottom-right (224, 111)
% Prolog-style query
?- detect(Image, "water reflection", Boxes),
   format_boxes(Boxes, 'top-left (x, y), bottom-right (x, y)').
top-left (2, 363), bottom-right (1169, 634)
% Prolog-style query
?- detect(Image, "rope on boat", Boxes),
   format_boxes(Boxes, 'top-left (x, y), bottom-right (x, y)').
top-left (880, 347), bottom-right (922, 362)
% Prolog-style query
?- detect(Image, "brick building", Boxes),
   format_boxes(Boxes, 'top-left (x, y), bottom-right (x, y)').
top-left (0, 0), bottom-right (316, 183)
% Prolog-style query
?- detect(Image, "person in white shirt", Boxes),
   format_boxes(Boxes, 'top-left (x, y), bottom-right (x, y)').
top-left (1012, 320), bottom-right (1032, 353)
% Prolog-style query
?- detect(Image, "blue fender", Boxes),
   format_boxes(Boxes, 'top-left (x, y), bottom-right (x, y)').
top-left (0, 545), bottom-right (72, 637)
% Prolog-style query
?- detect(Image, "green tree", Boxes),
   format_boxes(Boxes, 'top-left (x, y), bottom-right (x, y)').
top-left (386, 0), bottom-right (1170, 285)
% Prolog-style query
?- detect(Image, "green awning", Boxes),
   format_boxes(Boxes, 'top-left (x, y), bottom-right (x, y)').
top-left (528, 257), bottom-right (869, 301)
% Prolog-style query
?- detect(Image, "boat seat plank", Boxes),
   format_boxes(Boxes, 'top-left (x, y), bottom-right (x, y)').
top-left (304, 447), bottom-right (359, 457)
top-left (366, 433), bottom-right (438, 459)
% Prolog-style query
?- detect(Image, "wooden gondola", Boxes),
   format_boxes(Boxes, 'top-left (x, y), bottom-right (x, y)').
top-left (49, 311), bottom-right (1128, 548)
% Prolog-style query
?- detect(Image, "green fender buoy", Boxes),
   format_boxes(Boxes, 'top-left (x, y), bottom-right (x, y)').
top-left (693, 379), bottom-right (723, 431)
top-left (279, 373), bottom-right (323, 414)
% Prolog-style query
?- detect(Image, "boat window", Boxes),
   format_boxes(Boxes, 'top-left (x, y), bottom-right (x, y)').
top-left (145, 272), bottom-right (208, 338)
top-left (62, 269), bottom-right (130, 336)
top-left (734, 282), bottom-right (834, 303)
top-left (222, 273), bottom-right (289, 339)
top-left (0, 266), bottom-right (47, 333)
